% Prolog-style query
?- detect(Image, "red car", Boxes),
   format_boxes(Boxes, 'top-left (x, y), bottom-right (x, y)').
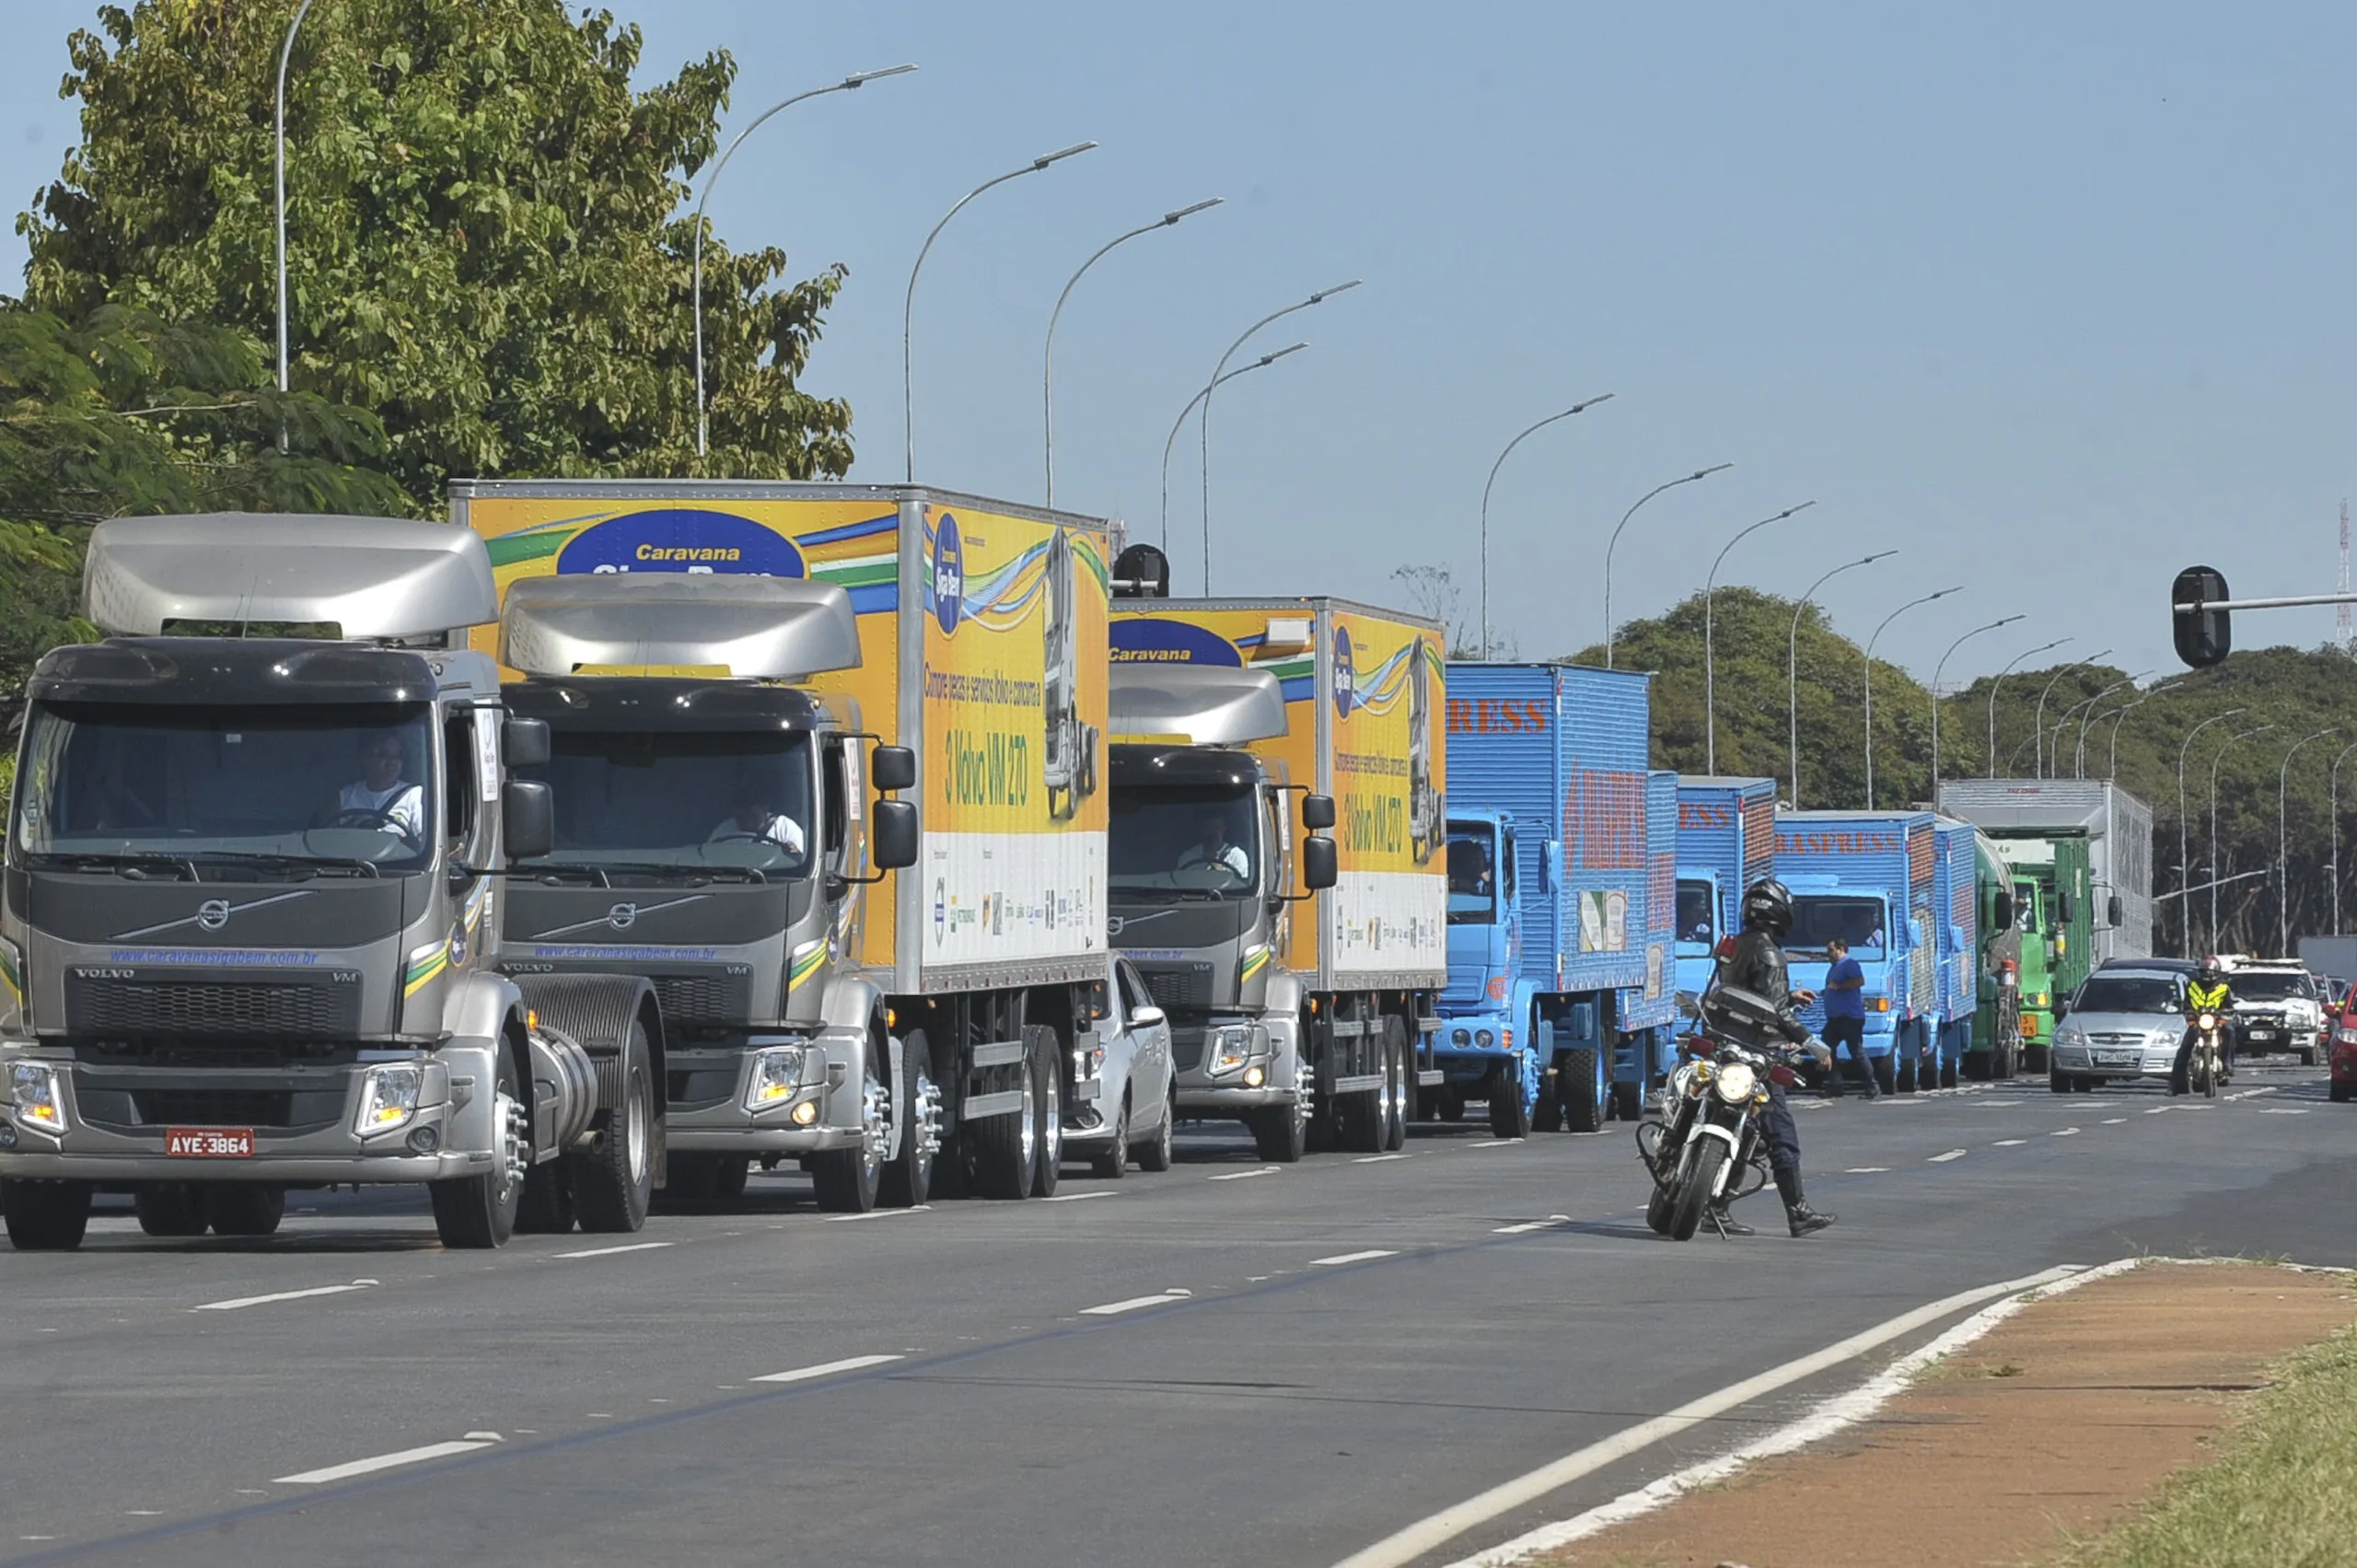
top-left (2329, 982), bottom-right (2357, 1103)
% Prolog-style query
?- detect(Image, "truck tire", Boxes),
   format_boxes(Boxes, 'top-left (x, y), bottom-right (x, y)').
top-left (1138, 1086), bottom-right (1177, 1172)
top-left (1610, 1081), bottom-right (1643, 1122)
top-left (812, 1048), bottom-right (888, 1214)
top-left (1250, 1093), bottom-right (1308, 1163)
top-left (570, 1021), bottom-right (654, 1234)
top-left (1091, 1090), bottom-right (1132, 1179)
top-left (134, 1183), bottom-right (210, 1237)
top-left (1030, 1026), bottom-right (1064, 1197)
top-left (1563, 1047), bottom-right (1607, 1133)
top-left (879, 1028), bottom-right (938, 1208)
top-left (431, 1044), bottom-right (526, 1249)
top-left (971, 1032), bottom-right (1039, 1201)
top-left (1382, 1017), bottom-right (1411, 1152)
top-left (1668, 1139), bottom-right (1726, 1242)
top-left (515, 1161), bottom-right (576, 1234)
top-left (1532, 1063), bottom-right (1565, 1132)
top-left (1489, 1050), bottom-right (1534, 1140)
top-left (206, 1185), bottom-right (284, 1237)
top-left (5, 1180), bottom-right (93, 1251)
top-left (1873, 1054), bottom-right (1897, 1097)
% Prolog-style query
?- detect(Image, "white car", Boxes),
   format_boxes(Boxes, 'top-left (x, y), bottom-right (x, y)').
top-left (1064, 955), bottom-right (1178, 1177)
top-left (2049, 968), bottom-right (2189, 1091)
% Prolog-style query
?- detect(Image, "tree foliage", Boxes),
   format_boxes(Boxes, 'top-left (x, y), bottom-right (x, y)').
top-left (17, 0), bottom-right (853, 511)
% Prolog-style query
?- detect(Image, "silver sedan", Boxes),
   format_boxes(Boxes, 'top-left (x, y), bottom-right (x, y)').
top-left (2049, 969), bottom-right (2189, 1090)
top-left (1064, 954), bottom-right (1178, 1177)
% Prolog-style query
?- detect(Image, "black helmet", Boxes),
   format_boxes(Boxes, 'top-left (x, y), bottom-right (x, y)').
top-left (2198, 954), bottom-right (2223, 983)
top-left (1740, 877), bottom-right (1794, 936)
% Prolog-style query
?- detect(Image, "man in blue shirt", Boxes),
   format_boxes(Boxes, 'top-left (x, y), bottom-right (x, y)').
top-left (1821, 936), bottom-right (1875, 1098)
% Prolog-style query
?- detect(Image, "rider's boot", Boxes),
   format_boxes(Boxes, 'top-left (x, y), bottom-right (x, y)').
top-left (1776, 1167), bottom-right (1834, 1237)
top-left (1707, 1200), bottom-right (1755, 1237)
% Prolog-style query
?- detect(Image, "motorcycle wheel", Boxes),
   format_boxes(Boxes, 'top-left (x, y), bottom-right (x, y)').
top-left (1644, 1178), bottom-right (1676, 1235)
top-left (1667, 1139), bottom-right (1727, 1242)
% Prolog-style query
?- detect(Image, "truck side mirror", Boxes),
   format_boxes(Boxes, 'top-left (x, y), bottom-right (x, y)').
top-left (1301, 834), bottom-right (1338, 892)
top-left (2107, 894), bottom-right (2123, 928)
top-left (1543, 840), bottom-right (1563, 894)
top-left (503, 780), bottom-right (554, 860)
top-left (1992, 889), bottom-right (2015, 928)
top-left (2057, 887), bottom-right (2077, 923)
top-left (871, 745), bottom-right (916, 794)
top-left (1301, 794), bottom-right (1336, 831)
top-left (2171, 564), bottom-right (2232, 668)
top-left (503, 715), bottom-right (551, 769)
top-left (871, 800), bottom-right (919, 870)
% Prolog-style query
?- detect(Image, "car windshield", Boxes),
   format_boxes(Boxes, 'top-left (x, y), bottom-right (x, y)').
top-left (1446, 823), bottom-right (1495, 924)
top-left (2232, 970), bottom-right (2315, 1002)
top-left (1110, 782), bottom-right (1259, 897)
top-left (521, 729), bottom-right (814, 877)
top-left (1788, 895), bottom-right (1887, 958)
top-left (11, 700), bottom-right (438, 872)
top-left (2074, 975), bottom-right (2183, 1014)
top-left (1676, 879), bottom-right (1716, 949)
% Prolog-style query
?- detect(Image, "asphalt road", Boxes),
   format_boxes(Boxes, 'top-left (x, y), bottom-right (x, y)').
top-left (1, 1062), bottom-right (2349, 1568)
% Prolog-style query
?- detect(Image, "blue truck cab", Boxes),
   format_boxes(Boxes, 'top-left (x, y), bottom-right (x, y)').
top-left (1672, 776), bottom-right (1780, 1037)
top-left (1772, 809), bottom-right (1940, 1094)
top-left (1435, 663), bottom-right (1674, 1136)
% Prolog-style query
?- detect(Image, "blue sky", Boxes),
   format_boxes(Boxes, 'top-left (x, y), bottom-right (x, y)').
top-left (5, 1), bottom-right (2352, 685)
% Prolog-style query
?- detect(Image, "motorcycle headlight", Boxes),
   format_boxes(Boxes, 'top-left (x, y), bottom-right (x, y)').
top-left (8, 1062), bottom-right (64, 1133)
top-left (2197, 1012), bottom-right (2217, 1031)
top-left (746, 1043), bottom-right (810, 1112)
top-left (1713, 1062), bottom-right (1757, 1103)
top-left (353, 1064), bottom-right (424, 1137)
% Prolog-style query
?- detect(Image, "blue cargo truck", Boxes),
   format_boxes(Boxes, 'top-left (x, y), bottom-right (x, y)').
top-left (1672, 776), bottom-right (1780, 1032)
top-left (1434, 663), bottom-right (1674, 1135)
top-left (1772, 809), bottom-right (1941, 1095)
top-left (1927, 818), bottom-right (1983, 1088)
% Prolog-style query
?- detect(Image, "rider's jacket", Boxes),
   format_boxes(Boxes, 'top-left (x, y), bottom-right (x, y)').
top-left (1721, 927), bottom-right (1813, 1044)
top-left (2187, 978), bottom-right (2231, 1016)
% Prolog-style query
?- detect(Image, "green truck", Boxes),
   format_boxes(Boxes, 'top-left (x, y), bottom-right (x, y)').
top-left (1964, 830), bottom-right (2026, 1079)
top-left (1988, 832), bottom-right (2094, 1071)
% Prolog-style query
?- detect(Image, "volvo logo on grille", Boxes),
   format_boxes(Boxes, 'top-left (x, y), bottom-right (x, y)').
top-left (528, 894), bottom-right (708, 942)
top-left (609, 903), bottom-right (638, 930)
top-left (196, 899), bottom-right (232, 932)
top-left (111, 889), bottom-right (314, 942)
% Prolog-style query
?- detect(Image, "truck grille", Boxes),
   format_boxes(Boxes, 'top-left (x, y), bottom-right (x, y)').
top-left (66, 975), bottom-right (360, 1039)
top-left (1138, 963), bottom-right (1213, 1012)
top-left (652, 972), bottom-right (750, 1028)
top-left (134, 1089), bottom-right (295, 1127)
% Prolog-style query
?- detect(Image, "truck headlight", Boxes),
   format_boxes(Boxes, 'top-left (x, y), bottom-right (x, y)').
top-left (9, 1062), bottom-right (64, 1133)
top-left (353, 1064), bottom-right (424, 1137)
top-left (1451, 1028), bottom-right (1470, 1047)
top-left (1474, 1028), bottom-right (1495, 1048)
top-left (1207, 1025), bottom-right (1268, 1077)
top-left (746, 1044), bottom-right (809, 1112)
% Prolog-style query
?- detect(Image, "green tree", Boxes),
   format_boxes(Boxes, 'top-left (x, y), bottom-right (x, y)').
top-left (18, 0), bottom-right (851, 512)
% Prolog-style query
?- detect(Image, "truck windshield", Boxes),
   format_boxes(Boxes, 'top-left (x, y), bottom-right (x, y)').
top-left (2232, 970), bottom-right (2316, 1003)
top-left (2013, 880), bottom-right (2040, 932)
top-left (1446, 823), bottom-right (1495, 924)
top-left (1676, 879), bottom-right (1716, 950)
top-left (2074, 975), bottom-right (2183, 1015)
top-left (1787, 896), bottom-right (1887, 958)
top-left (11, 701), bottom-right (438, 871)
top-left (1110, 784), bottom-right (1258, 896)
top-left (521, 730), bottom-right (815, 877)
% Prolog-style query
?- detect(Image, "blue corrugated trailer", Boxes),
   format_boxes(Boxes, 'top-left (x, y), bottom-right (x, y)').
top-left (1772, 809), bottom-right (1941, 1094)
top-left (1928, 818), bottom-right (1982, 1088)
top-left (1435, 663), bottom-right (1672, 1134)
top-left (1673, 776), bottom-right (1780, 1035)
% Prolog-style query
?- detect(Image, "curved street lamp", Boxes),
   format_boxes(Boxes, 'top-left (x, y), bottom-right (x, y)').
top-left (2032, 651), bottom-right (2111, 780)
top-left (2210, 724), bottom-right (2275, 951)
top-left (1786, 551), bottom-right (1896, 807)
top-left (905, 141), bottom-right (1097, 481)
top-left (1200, 280), bottom-right (1361, 594)
top-left (1986, 638), bottom-right (2070, 778)
top-left (1927, 614), bottom-right (2024, 801)
top-left (1863, 586), bottom-right (1963, 809)
top-left (1043, 197), bottom-right (1222, 505)
top-left (1604, 463), bottom-right (1732, 668)
top-left (1477, 395), bottom-right (1614, 658)
top-left (1158, 343), bottom-right (1307, 552)
top-left (1703, 500), bottom-right (1816, 772)
top-left (2329, 738), bottom-right (2357, 935)
top-left (2067, 670), bottom-right (2152, 778)
top-left (273, 0), bottom-right (320, 448)
top-left (2281, 728), bottom-right (2339, 951)
top-left (2175, 707), bottom-right (2247, 954)
top-left (2098, 678), bottom-right (2183, 779)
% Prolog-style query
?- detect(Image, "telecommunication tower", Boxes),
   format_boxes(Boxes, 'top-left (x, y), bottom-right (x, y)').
top-left (2340, 500), bottom-right (2353, 654)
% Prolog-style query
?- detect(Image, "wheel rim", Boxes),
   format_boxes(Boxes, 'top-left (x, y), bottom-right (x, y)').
top-left (1016, 1063), bottom-right (1037, 1169)
top-left (911, 1066), bottom-right (941, 1179)
top-left (1042, 1064), bottom-right (1062, 1169)
top-left (496, 1089), bottom-right (528, 1203)
top-left (624, 1073), bottom-right (649, 1186)
top-left (860, 1063), bottom-right (888, 1184)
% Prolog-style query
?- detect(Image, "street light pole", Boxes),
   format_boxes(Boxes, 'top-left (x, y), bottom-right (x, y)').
top-left (1787, 551), bottom-right (1896, 807)
top-left (2211, 725), bottom-right (2275, 952)
top-left (1704, 500), bottom-right (1817, 772)
top-left (1478, 396), bottom-right (1615, 658)
top-left (1043, 197), bottom-right (1221, 505)
top-left (2100, 679), bottom-right (2183, 779)
top-left (273, 0), bottom-right (319, 450)
top-left (1157, 344), bottom-right (1307, 552)
top-left (1928, 614), bottom-right (2025, 802)
top-left (2071, 671), bottom-right (2152, 777)
top-left (1604, 464), bottom-right (1733, 668)
top-left (2032, 651), bottom-right (2111, 780)
top-left (2175, 708), bottom-right (2246, 955)
top-left (2330, 739), bottom-right (2357, 935)
top-left (1201, 280), bottom-right (1361, 594)
top-left (2281, 728), bottom-right (2338, 952)
top-left (1863, 585), bottom-right (1963, 809)
top-left (1987, 638), bottom-right (2070, 778)
top-left (905, 141), bottom-right (1097, 482)
top-left (691, 65), bottom-right (917, 459)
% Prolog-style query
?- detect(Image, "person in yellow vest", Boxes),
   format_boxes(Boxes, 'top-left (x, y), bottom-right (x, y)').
top-left (2173, 955), bottom-right (2234, 1095)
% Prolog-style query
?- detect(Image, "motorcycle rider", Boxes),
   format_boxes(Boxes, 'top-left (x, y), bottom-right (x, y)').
top-left (2173, 955), bottom-right (2235, 1095)
top-left (1713, 878), bottom-right (1838, 1237)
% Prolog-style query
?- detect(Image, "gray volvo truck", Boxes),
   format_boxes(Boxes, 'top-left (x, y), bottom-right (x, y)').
top-left (0, 515), bottom-right (662, 1250)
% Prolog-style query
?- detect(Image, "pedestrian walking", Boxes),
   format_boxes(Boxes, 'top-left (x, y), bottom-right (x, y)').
top-left (1821, 935), bottom-right (1876, 1098)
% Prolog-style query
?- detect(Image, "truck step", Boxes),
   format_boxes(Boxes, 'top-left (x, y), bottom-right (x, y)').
top-left (970, 1040), bottom-right (1027, 1068)
top-left (961, 1089), bottom-right (1026, 1121)
top-left (1329, 1072), bottom-right (1382, 1095)
top-left (1329, 1019), bottom-right (1368, 1040)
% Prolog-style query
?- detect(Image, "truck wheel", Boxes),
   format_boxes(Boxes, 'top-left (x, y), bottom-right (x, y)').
top-left (571, 1022), bottom-right (654, 1234)
top-left (880, 1029), bottom-right (939, 1208)
top-left (1138, 1086), bottom-right (1177, 1172)
top-left (1873, 1055), bottom-right (1897, 1097)
top-left (206, 1185), bottom-right (284, 1237)
top-left (971, 1032), bottom-right (1039, 1200)
top-left (1030, 1026), bottom-right (1064, 1197)
top-left (5, 1180), bottom-right (93, 1251)
top-left (1940, 1055), bottom-right (1960, 1089)
top-left (515, 1161), bottom-right (576, 1234)
top-left (1488, 1051), bottom-right (1534, 1140)
top-left (1382, 1018), bottom-right (1410, 1152)
top-left (1251, 1088), bottom-right (1309, 1162)
top-left (1091, 1090), bottom-right (1132, 1179)
top-left (1609, 1081), bottom-right (1643, 1122)
top-left (813, 1049), bottom-right (888, 1214)
top-left (134, 1183), bottom-right (210, 1237)
top-left (1341, 1083), bottom-right (1385, 1154)
top-left (431, 1045), bottom-right (526, 1249)
top-left (1563, 1047), bottom-right (1606, 1133)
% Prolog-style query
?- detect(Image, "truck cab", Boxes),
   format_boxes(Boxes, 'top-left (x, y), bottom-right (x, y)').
top-left (1434, 809), bottom-right (1524, 1113)
top-left (1672, 871), bottom-right (1723, 1021)
top-left (1781, 877), bottom-right (1901, 1087)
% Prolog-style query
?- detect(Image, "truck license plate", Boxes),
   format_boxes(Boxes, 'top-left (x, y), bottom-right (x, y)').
top-left (166, 1127), bottom-right (254, 1159)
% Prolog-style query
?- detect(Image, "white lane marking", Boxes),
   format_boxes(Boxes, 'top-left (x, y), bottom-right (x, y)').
top-left (1841, 1167), bottom-right (1890, 1174)
top-left (1927, 1149), bottom-right (1968, 1163)
top-left (2102, 1117), bottom-right (2128, 1124)
top-left (2223, 1086), bottom-right (2280, 1101)
top-left (1208, 1166), bottom-right (1280, 1181)
top-left (1081, 1292), bottom-right (1191, 1316)
top-left (1310, 1249), bottom-right (1398, 1267)
top-left (1042, 1191), bottom-right (1115, 1202)
top-left (277, 1437), bottom-right (499, 1485)
top-left (2259, 1107), bottom-right (2312, 1115)
top-left (822, 1205), bottom-right (932, 1222)
top-left (1353, 1153), bottom-right (1412, 1164)
top-left (2145, 1106), bottom-right (2174, 1115)
top-left (1493, 1215), bottom-right (1573, 1235)
top-left (1467, 1139), bottom-right (1521, 1148)
top-left (2051, 1127), bottom-right (2081, 1137)
top-left (551, 1241), bottom-right (673, 1260)
top-left (1329, 1262), bottom-right (2089, 1568)
top-left (751, 1353), bottom-right (905, 1383)
top-left (192, 1280), bottom-right (376, 1313)
top-left (1975, 1099), bottom-right (2023, 1108)
top-left (1991, 1139), bottom-right (2026, 1147)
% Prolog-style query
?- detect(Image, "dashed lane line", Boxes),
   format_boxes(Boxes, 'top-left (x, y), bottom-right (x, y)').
top-left (1493, 1216), bottom-right (1572, 1234)
top-left (2102, 1118), bottom-right (2127, 1124)
top-left (1467, 1139), bottom-right (1523, 1149)
top-left (1841, 1167), bottom-right (1890, 1174)
top-left (192, 1281), bottom-right (376, 1312)
top-left (2260, 1107), bottom-right (2313, 1115)
top-left (277, 1435), bottom-right (503, 1485)
top-left (1041, 1191), bottom-right (1115, 1202)
top-left (2052, 1127), bottom-right (2081, 1137)
top-left (1927, 1150), bottom-right (1968, 1163)
top-left (822, 1205), bottom-right (932, 1222)
top-left (550, 1241), bottom-right (673, 1260)
top-left (1991, 1139), bottom-right (2026, 1147)
top-left (751, 1353), bottom-right (905, 1383)
top-left (1310, 1249), bottom-right (1399, 1267)
top-left (1353, 1153), bottom-right (1413, 1164)
top-left (1208, 1166), bottom-right (1280, 1181)
top-left (1081, 1292), bottom-right (1191, 1317)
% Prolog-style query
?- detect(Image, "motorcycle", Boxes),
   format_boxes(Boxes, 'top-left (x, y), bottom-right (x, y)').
top-left (2183, 1005), bottom-right (2227, 1098)
top-left (1637, 1029), bottom-right (1803, 1241)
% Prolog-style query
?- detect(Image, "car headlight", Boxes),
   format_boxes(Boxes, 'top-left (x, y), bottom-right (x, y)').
top-left (1074, 1042), bottom-right (1108, 1079)
top-left (2055, 1027), bottom-right (2087, 1048)
top-left (746, 1043), bottom-right (810, 1112)
top-left (9, 1062), bottom-right (64, 1133)
top-left (353, 1064), bottom-right (424, 1137)
top-left (1713, 1062), bottom-right (1758, 1103)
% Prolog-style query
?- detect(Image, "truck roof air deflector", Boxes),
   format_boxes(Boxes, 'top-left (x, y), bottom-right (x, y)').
top-left (1109, 662), bottom-right (1285, 745)
top-left (501, 574), bottom-right (862, 679)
